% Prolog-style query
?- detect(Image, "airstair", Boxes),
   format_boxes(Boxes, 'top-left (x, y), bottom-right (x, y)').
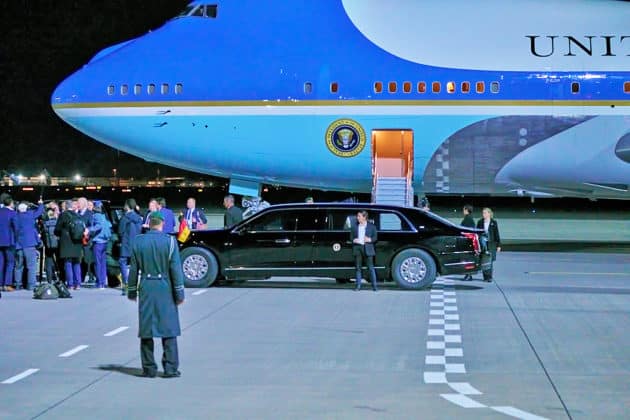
top-left (372, 176), bottom-right (414, 207)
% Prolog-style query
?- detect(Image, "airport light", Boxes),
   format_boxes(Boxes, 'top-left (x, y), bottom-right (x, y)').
top-left (39, 174), bottom-right (46, 183)
top-left (74, 174), bottom-right (82, 182)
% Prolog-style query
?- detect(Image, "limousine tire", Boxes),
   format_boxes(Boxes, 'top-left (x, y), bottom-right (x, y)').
top-left (335, 278), bottom-right (350, 284)
top-left (181, 247), bottom-right (219, 288)
top-left (391, 249), bottom-right (437, 289)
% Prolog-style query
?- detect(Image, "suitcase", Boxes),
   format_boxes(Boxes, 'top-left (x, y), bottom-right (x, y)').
top-left (33, 282), bottom-right (59, 300)
top-left (54, 280), bottom-right (73, 299)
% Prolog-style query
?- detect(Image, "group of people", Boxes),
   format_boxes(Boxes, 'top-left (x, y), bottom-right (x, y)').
top-left (461, 204), bottom-right (501, 281)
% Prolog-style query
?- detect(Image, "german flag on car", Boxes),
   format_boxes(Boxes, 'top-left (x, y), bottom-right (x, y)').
top-left (177, 218), bottom-right (191, 243)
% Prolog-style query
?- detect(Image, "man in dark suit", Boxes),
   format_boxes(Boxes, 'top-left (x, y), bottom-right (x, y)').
top-left (184, 197), bottom-right (207, 230)
top-left (156, 197), bottom-right (176, 234)
top-left (350, 210), bottom-right (378, 291)
top-left (0, 194), bottom-right (17, 293)
top-left (223, 195), bottom-right (243, 228)
top-left (77, 197), bottom-right (95, 284)
top-left (128, 211), bottom-right (185, 378)
top-left (460, 204), bottom-right (475, 228)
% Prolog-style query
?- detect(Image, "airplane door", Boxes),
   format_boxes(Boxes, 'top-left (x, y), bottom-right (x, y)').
top-left (372, 130), bottom-right (414, 179)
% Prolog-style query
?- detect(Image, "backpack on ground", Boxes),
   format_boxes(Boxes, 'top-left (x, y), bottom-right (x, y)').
top-left (33, 282), bottom-right (59, 300)
top-left (69, 215), bottom-right (87, 243)
top-left (55, 280), bottom-right (72, 298)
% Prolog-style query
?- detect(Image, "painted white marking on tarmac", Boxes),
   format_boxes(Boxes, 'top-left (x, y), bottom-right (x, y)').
top-left (2, 369), bottom-right (40, 384)
top-left (445, 348), bottom-right (464, 357)
top-left (428, 329), bottom-right (446, 336)
top-left (445, 324), bottom-right (461, 331)
top-left (448, 382), bottom-right (482, 395)
top-left (59, 345), bottom-right (89, 358)
top-left (192, 289), bottom-right (208, 296)
top-left (430, 309), bottom-right (445, 316)
top-left (423, 372), bottom-right (447, 384)
top-left (441, 393), bottom-right (486, 408)
top-left (427, 341), bottom-right (445, 350)
top-left (445, 363), bottom-right (466, 373)
top-left (426, 355), bottom-right (446, 365)
top-left (429, 318), bottom-right (445, 325)
top-left (492, 406), bottom-right (550, 420)
top-left (444, 335), bottom-right (462, 343)
top-left (445, 314), bottom-right (459, 321)
top-left (104, 326), bottom-right (129, 337)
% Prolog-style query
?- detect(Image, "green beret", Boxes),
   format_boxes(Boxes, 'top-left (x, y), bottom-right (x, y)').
top-left (149, 211), bottom-right (164, 221)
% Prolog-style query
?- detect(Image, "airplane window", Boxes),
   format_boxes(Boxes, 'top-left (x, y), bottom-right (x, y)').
top-left (107, 85), bottom-right (115, 96)
top-left (403, 81), bottom-right (412, 94)
top-left (432, 82), bottom-right (441, 93)
top-left (374, 82), bottom-right (383, 94)
top-left (388, 81), bottom-right (397, 93)
top-left (304, 82), bottom-right (313, 94)
top-left (571, 82), bottom-right (580, 94)
top-left (447, 81), bottom-right (456, 94)
top-left (134, 84), bottom-right (142, 95)
top-left (624, 82), bottom-right (630, 94)
top-left (204, 5), bottom-right (218, 18)
top-left (175, 83), bottom-right (183, 95)
top-left (417, 82), bottom-right (427, 94)
top-left (330, 82), bottom-right (339, 94)
top-left (192, 6), bottom-right (204, 16)
top-left (461, 81), bottom-right (470, 93)
top-left (161, 83), bottom-right (169, 95)
top-left (476, 81), bottom-right (485, 94)
top-left (490, 81), bottom-right (500, 94)
top-left (120, 84), bottom-right (129, 96)
top-left (147, 84), bottom-right (156, 95)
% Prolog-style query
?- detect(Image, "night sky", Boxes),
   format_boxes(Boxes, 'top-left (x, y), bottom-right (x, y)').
top-left (0, 0), bottom-right (196, 179)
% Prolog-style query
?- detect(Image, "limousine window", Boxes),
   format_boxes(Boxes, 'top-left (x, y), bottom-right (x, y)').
top-left (328, 210), bottom-right (410, 231)
top-left (246, 210), bottom-right (326, 231)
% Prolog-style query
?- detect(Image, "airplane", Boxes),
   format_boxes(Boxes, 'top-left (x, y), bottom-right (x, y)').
top-left (51, 0), bottom-right (630, 202)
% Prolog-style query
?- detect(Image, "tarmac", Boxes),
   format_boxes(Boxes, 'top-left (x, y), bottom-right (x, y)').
top-left (1, 252), bottom-right (629, 419)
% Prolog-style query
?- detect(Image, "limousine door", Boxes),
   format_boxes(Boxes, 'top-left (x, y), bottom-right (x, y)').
top-left (310, 210), bottom-right (357, 278)
top-left (225, 209), bottom-right (325, 279)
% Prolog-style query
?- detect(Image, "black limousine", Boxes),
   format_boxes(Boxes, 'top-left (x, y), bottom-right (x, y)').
top-left (178, 203), bottom-right (482, 290)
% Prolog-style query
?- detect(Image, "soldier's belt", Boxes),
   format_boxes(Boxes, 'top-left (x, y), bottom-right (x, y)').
top-left (141, 274), bottom-right (168, 280)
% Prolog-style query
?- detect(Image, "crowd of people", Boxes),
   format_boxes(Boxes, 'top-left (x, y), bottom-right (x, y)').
top-left (0, 192), bottom-right (245, 299)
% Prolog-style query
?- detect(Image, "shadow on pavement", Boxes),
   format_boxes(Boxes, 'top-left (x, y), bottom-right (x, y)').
top-left (96, 365), bottom-right (145, 377)
top-left (216, 279), bottom-right (484, 291)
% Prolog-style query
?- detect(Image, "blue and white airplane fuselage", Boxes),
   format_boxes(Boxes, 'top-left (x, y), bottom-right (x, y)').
top-left (52, 0), bottom-right (630, 198)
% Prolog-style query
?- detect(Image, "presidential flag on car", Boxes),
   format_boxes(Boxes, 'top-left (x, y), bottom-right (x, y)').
top-left (177, 218), bottom-right (191, 243)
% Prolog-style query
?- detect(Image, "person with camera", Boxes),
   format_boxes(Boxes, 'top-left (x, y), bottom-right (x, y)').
top-left (14, 200), bottom-right (44, 290)
top-left (42, 202), bottom-right (61, 283)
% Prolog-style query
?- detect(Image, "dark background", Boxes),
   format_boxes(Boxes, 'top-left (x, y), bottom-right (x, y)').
top-left (0, 0), bottom-right (192, 179)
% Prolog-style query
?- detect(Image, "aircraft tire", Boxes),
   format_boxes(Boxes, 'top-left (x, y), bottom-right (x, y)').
top-left (391, 249), bottom-right (436, 289)
top-left (180, 247), bottom-right (219, 288)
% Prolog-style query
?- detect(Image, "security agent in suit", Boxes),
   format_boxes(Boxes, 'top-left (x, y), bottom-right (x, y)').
top-left (0, 194), bottom-right (17, 293)
top-left (350, 210), bottom-right (378, 291)
top-left (127, 211), bottom-right (185, 378)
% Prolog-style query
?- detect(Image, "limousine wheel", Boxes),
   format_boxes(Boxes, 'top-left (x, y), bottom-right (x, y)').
top-left (391, 249), bottom-right (436, 289)
top-left (181, 247), bottom-right (218, 288)
top-left (335, 278), bottom-right (350, 284)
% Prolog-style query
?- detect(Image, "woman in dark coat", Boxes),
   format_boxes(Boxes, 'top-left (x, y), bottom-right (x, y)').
top-left (54, 199), bottom-right (85, 289)
top-left (477, 207), bottom-right (501, 282)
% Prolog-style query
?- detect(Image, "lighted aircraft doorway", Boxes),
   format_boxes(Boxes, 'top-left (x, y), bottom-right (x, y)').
top-left (372, 129), bottom-right (414, 179)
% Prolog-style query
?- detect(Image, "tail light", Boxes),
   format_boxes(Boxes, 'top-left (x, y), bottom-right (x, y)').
top-left (461, 232), bottom-right (480, 254)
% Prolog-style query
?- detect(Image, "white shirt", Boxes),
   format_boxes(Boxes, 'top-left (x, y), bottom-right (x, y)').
top-left (358, 223), bottom-right (366, 245)
top-left (483, 219), bottom-right (490, 233)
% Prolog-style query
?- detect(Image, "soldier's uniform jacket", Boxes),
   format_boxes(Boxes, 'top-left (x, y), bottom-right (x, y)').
top-left (127, 230), bottom-right (185, 338)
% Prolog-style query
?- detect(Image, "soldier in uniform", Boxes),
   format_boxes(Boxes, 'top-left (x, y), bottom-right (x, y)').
top-left (127, 211), bottom-right (185, 378)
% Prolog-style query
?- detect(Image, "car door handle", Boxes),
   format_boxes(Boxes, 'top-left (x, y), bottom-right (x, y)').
top-left (274, 238), bottom-right (291, 244)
